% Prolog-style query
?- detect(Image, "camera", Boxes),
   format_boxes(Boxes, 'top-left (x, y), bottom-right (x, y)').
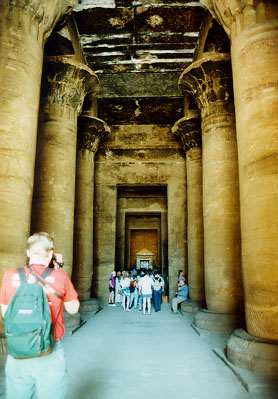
top-left (49, 254), bottom-right (64, 269)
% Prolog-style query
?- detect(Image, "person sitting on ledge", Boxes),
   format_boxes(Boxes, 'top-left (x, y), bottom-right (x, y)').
top-left (172, 280), bottom-right (188, 314)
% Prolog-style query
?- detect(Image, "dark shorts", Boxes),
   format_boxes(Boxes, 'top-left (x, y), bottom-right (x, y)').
top-left (109, 287), bottom-right (115, 292)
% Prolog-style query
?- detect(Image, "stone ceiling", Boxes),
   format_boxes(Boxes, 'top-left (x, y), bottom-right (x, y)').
top-left (71, 1), bottom-right (206, 124)
top-left (73, 0), bottom-right (204, 74)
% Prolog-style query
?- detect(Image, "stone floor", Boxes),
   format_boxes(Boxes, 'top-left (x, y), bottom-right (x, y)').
top-left (0, 303), bottom-right (277, 399)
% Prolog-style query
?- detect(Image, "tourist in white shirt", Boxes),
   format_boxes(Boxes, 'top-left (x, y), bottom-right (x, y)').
top-left (115, 270), bottom-right (123, 305)
top-left (138, 271), bottom-right (154, 315)
top-left (120, 271), bottom-right (131, 311)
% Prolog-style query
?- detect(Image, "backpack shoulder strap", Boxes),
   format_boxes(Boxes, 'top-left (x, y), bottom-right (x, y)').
top-left (17, 268), bottom-right (27, 283)
top-left (41, 268), bottom-right (64, 300)
top-left (41, 267), bottom-right (54, 280)
top-left (27, 265), bottom-right (63, 300)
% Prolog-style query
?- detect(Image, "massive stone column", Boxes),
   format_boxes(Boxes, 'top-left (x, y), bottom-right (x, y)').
top-left (72, 115), bottom-right (110, 302)
top-left (0, 0), bottom-right (74, 277)
top-left (31, 56), bottom-right (99, 277)
top-left (179, 54), bottom-right (243, 330)
top-left (202, 0), bottom-right (278, 341)
top-left (167, 178), bottom-right (187, 302)
top-left (201, 0), bottom-right (278, 377)
top-left (172, 110), bottom-right (205, 313)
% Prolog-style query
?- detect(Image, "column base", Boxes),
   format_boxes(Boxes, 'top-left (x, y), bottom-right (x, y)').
top-left (194, 309), bottom-right (243, 331)
top-left (63, 311), bottom-right (81, 329)
top-left (181, 299), bottom-right (205, 313)
top-left (227, 328), bottom-right (278, 378)
top-left (79, 298), bottom-right (100, 313)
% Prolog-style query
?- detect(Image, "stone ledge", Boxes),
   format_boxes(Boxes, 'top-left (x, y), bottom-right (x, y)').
top-left (79, 298), bottom-right (101, 313)
top-left (0, 375), bottom-right (5, 398)
top-left (64, 311), bottom-right (81, 329)
top-left (194, 309), bottom-right (243, 332)
top-left (0, 334), bottom-right (8, 357)
top-left (213, 348), bottom-right (278, 395)
top-left (226, 328), bottom-right (278, 378)
top-left (181, 299), bottom-right (205, 313)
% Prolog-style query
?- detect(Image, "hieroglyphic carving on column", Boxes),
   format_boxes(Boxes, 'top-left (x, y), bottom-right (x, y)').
top-left (171, 110), bottom-right (201, 153)
top-left (73, 116), bottom-right (110, 300)
top-left (32, 56), bottom-right (99, 277)
top-left (201, 1), bottom-right (278, 341)
top-left (0, 0), bottom-right (76, 287)
top-left (77, 116), bottom-right (110, 154)
top-left (171, 110), bottom-right (205, 302)
top-left (178, 54), bottom-right (242, 315)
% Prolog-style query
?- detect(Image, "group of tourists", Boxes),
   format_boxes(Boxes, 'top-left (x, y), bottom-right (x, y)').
top-left (108, 268), bottom-right (165, 315)
top-left (109, 268), bottom-right (189, 314)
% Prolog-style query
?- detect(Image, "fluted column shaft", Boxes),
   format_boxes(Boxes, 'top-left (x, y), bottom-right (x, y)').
top-left (172, 112), bottom-right (205, 301)
top-left (179, 54), bottom-right (242, 314)
top-left (72, 116), bottom-right (110, 300)
top-left (32, 56), bottom-right (99, 277)
top-left (201, 0), bottom-right (278, 340)
top-left (0, 0), bottom-right (74, 278)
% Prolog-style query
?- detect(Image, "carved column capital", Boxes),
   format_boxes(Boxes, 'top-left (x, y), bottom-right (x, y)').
top-left (200, 0), bottom-right (242, 36)
top-left (171, 110), bottom-right (201, 153)
top-left (200, 1), bottom-right (275, 37)
top-left (2, 0), bottom-right (75, 41)
top-left (77, 116), bottom-right (110, 153)
top-left (178, 53), bottom-right (234, 118)
top-left (41, 56), bottom-right (100, 115)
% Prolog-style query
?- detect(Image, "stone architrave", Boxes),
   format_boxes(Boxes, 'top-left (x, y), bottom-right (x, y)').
top-left (179, 54), bottom-right (242, 319)
top-left (201, 0), bottom-right (278, 342)
top-left (172, 110), bottom-right (205, 303)
top-left (0, 1), bottom-right (75, 280)
top-left (72, 116), bottom-right (110, 300)
top-left (31, 56), bottom-right (99, 277)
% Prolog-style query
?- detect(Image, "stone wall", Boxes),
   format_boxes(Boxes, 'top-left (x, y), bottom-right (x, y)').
top-left (93, 124), bottom-right (187, 302)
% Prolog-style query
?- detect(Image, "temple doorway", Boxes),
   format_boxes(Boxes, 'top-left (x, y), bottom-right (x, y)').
top-left (115, 185), bottom-right (168, 278)
top-left (130, 230), bottom-right (158, 269)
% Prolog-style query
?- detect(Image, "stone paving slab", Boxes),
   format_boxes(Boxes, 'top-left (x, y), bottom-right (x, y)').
top-left (64, 304), bottom-right (276, 399)
top-left (190, 322), bottom-right (278, 397)
top-left (213, 348), bottom-right (278, 395)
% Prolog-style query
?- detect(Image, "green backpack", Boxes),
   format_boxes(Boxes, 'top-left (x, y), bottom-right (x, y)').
top-left (4, 266), bottom-right (62, 358)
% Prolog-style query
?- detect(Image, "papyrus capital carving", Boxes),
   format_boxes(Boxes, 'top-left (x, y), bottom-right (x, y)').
top-left (200, 1), bottom-right (276, 37)
top-left (1, 0), bottom-right (75, 41)
top-left (77, 116), bottom-right (110, 153)
top-left (201, 0), bottom-right (242, 36)
top-left (178, 53), bottom-right (234, 117)
top-left (41, 56), bottom-right (99, 115)
top-left (171, 110), bottom-right (201, 153)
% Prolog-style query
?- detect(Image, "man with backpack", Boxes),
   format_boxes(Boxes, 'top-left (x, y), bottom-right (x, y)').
top-left (0, 232), bottom-right (79, 399)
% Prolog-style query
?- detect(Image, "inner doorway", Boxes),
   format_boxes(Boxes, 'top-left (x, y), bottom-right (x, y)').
top-left (115, 185), bottom-right (168, 277)
top-left (130, 229), bottom-right (158, 269)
